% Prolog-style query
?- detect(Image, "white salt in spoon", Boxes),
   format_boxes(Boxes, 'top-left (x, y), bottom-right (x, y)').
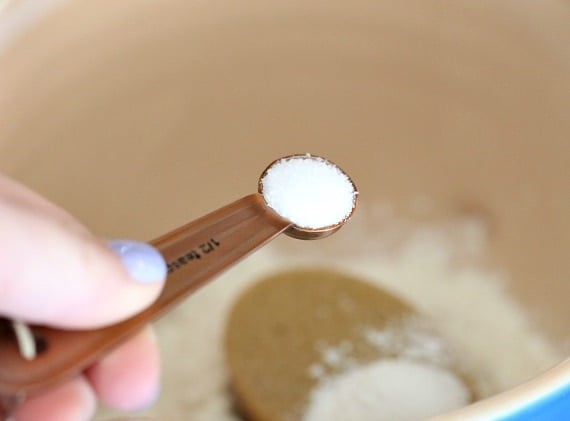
top-left (259, 154), bottom-right (358, 239)
top-left (0, 154), bottom-right (358, 416)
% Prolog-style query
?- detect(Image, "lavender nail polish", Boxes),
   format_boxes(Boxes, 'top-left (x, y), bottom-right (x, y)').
top-left (108, 240), bottom-right (167, 284)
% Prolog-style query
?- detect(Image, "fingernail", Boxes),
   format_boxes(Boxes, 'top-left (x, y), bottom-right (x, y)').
top-left (107, 240), bottom-right (167, 284)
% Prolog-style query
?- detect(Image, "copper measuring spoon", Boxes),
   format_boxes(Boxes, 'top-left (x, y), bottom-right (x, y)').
top-left (0, 154), bottom-right (357, 416)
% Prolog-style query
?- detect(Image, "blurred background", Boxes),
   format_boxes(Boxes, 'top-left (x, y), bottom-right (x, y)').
top-left (0, 0), bottom-right (569, 419)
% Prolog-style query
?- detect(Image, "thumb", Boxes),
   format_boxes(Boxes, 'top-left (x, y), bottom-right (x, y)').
top-left (0, 176), bottom-right (167, 329)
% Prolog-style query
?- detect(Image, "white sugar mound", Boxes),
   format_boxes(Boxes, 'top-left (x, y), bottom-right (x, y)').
top-left (261, 155), bottom-right (356, 229)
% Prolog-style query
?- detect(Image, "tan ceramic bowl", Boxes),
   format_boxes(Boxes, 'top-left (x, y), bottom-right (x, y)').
top-left (1, 0), bottom-right (568, 419)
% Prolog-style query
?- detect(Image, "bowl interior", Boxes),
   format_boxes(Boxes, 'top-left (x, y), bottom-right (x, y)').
top-left (0, 0), bottom-right (568, 417)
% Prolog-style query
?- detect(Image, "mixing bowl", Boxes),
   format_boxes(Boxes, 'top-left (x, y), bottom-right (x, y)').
top-left (0, 0), bottom-right (568, 419)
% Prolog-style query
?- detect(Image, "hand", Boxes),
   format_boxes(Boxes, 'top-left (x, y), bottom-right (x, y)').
top-left (0, 174), bottom-right (167, 421)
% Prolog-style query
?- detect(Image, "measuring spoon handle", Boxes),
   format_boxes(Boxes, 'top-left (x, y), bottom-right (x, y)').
top-left (0, 194), bottom-right (290, 396)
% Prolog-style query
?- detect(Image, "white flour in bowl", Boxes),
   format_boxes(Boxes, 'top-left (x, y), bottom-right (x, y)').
top-left (97, 210), bottom-right (563, 420)
top-left (303, 316), bottom-right (472, 421)
top-left (303, 359), bottom-right (470, 421)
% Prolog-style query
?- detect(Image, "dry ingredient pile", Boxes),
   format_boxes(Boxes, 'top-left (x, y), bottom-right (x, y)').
top-left (225, 268), bottom-right (474, 421)
top-left (302, 317), bottom-right (472, 421)
top-left (98, 207), bottom-right (563, 420)
top-left (260, 154), bottom-right (357, 229)
top-left (304, 359), bottom-right (469, 421)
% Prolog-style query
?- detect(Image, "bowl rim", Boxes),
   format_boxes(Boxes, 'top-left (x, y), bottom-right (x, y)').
top-left (437, 358), bottom-right (570, 419)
